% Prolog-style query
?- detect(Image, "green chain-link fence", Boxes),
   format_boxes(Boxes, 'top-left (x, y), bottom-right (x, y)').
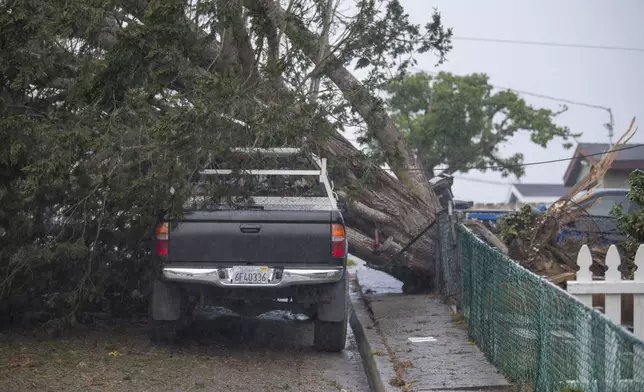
top-left (457, 224), bottom-right (644, 392)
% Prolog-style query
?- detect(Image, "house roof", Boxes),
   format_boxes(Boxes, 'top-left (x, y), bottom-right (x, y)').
top-left (563, 143), bottom-right (644, 186)
top-left (507, 183), bottom-right (569, 203)
top-left (577, 143), bottom-right (644, 161)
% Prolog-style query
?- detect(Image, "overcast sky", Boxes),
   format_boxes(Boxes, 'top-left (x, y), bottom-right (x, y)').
top-left (349, 0), bottom-right (644, 203)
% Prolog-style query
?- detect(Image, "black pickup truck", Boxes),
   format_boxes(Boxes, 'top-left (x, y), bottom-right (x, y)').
top-left (149, 149), bottom-right (349, 352)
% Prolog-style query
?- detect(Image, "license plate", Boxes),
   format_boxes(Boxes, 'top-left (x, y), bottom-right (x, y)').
top-left (230, 266), bottom-right (273, 284)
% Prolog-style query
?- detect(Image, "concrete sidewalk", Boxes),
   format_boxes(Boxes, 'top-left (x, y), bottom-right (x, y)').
top-left (350, 261), bottom-right (512, 392)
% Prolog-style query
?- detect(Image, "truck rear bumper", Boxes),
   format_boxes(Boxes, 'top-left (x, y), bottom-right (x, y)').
top-left (162, 266), bottom-right (344, 288)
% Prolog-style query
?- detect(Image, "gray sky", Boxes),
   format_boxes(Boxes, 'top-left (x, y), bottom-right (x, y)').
top-left (352, 0), bottom-right (644, 202)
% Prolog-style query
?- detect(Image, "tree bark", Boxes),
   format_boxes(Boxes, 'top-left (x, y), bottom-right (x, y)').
top-left (316, 133), bottom-right (438, 290)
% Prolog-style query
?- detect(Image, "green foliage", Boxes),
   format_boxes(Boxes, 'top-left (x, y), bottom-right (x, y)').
top-left (0, 0), bottom-right (452, 326)
top-left (0, 0), bottom-right (316, 323)
top-left (612, 170), bottom-right (644, 255)
top-left (498, 205), bottom-right (538, 242)
top-left (382, 72), bottom-right (579, 177)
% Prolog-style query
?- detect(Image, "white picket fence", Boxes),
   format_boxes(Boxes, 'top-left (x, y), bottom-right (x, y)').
top-left (567, 244), bottom-right (644, 340)
top-left (558, 244), bottom-right (644, 391)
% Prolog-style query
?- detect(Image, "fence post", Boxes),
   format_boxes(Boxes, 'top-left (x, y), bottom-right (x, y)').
top-left (435, 211), bottom-right (444, 294)
top-left (468, 235), bottom-right (478, 340)
top-left (451, 207), bottom-right (462, 310)
top-left (575, 245), bottom-right (594, 307)
top-left (634, 245), bottom-right (644, 386)
top-left (604, 245), bottom-right (622, 324)
top-left (604, 246), bottom-right (621, 388)
top-left (633, 245), bottom-right (644, 340)
top-left (575, 245), bottom-right (593, 389)
top-left (536, 277), bottom-right (551, 391)
top-left (592, 309), bottom-right (606, 392)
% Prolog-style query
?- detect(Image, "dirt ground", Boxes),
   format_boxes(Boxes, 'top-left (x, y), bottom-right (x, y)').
top-left (0, 311), bottom-right (368, 392)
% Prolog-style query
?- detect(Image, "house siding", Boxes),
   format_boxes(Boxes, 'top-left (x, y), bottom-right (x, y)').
top-left (600, 169), bottom-right (632, 188)
top-left (568, 162), bottom-right (632, 189)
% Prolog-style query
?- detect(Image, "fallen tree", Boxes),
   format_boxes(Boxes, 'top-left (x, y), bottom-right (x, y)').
top-left (0, 0), bottom-right (455, 325)
top-left (478, 118), bottom-right (641, 281)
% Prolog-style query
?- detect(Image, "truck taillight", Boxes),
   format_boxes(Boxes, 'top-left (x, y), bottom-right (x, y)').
top-left (155, 222), bottom-right (168, 257)
top-left (331, 224), bottom-right (345, 258)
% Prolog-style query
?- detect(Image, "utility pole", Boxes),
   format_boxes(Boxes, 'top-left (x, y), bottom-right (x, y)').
top-left (605, 108), bottom-right (615, 145)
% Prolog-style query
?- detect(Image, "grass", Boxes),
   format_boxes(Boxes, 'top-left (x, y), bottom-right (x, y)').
top-left (389, 375), bottom-right (405, 388)
top-left (389, 359), bottom-right (413, 390)
top-left (346, 258), bottom-right (356, 267)
top-left (327, 379), bottom-right (351, 391)
top-left (451, 311), bottom-right (466, 326)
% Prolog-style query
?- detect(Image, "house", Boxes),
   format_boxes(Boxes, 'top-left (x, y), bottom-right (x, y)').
top-left (506, 183), bottom-right (570, 205)
top-left (563, 143), bottom-right (644, 188)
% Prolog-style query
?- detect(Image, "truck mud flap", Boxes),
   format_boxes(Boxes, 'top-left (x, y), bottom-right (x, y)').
top-left (151, 280), bottom-right (182, 321)
top-left (316, 272), bottom-right (347, 322)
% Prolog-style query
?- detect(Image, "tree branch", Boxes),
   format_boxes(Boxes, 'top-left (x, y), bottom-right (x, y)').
top-left (246, 0), bottom-right (438, 208)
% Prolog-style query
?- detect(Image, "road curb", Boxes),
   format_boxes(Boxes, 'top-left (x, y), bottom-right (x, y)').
top-left (349, 287), bottom-right (398, 392)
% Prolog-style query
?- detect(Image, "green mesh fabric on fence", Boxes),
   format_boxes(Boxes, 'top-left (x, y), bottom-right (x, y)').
top-left (458, 225), bottom-right (644, 392)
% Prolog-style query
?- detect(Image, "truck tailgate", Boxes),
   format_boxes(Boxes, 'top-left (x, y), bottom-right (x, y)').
top-left (168, 210), bottom-right (338, 264)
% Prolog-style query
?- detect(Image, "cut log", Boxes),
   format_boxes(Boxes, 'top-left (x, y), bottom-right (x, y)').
top-left (462, 220), bottom-right (508, 255)
top-left (317, 133), bottom-right (438, 291)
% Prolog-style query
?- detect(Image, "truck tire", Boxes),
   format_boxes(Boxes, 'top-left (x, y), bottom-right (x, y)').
top-left (314, 274), bottom-right (348, 352)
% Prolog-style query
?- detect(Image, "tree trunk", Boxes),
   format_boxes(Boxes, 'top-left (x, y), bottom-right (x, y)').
top-left (317, 134), bottom-right (438, 291)
top-left (247, 0), bottom-right (439, 208)
top-left (252, 0), bottom-right (440, 290)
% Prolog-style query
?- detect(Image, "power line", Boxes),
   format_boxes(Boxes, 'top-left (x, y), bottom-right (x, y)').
top-left (452, 36), bottom-right (644, 54)
top-left (411, 68), bottom-right (611, 111)
top-left (452, 176), bottom-right (512, 186)
top-left (491, 85), bottom-right (611, 112)
top-left (407, 67), bottom-right (616, 143)
top-left (395, 143), bottom-right (644, 172)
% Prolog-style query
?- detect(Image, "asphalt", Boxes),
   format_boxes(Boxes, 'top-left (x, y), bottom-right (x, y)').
top-left (349, 256), bottom-right (512, 392)
top-left (180, 308), bottom-right (370, 392)
top-left (0, 308), bottom-right (370, 392)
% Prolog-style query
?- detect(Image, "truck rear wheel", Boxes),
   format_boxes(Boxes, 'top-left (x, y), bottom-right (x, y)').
top-left (314, 318), bottom-right (347, 352)
top-left (314, 273), bottom-right (349, 352)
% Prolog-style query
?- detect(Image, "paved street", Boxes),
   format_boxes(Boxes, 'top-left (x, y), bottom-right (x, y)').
top-left (180, 309), bottom-right (370, 392)
top-left (0, 304), bottom-right (369, 392)
top-left (0, 261), bottom-right (376, 392)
